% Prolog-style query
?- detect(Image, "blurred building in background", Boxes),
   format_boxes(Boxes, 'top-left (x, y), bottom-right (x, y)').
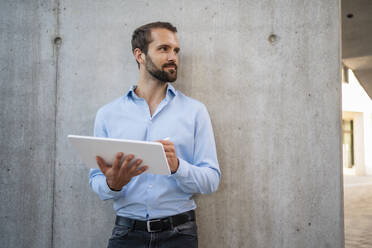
top-left (342, 67), bottom-right (372, 175)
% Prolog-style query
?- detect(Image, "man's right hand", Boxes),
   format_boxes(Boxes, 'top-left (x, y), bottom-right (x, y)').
top-left (96, 152), bottom-right (148, 191)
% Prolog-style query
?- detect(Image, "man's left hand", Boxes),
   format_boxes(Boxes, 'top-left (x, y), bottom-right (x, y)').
top-left (157, 140), bottom-right (179, 173)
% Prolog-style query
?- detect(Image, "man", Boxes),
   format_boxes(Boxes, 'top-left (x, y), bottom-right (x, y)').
top-left (89, 21), bottom-right (220, 248)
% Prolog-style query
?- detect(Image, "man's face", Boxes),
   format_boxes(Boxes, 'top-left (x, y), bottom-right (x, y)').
top-left (144, 28), bottom-right (180, 83)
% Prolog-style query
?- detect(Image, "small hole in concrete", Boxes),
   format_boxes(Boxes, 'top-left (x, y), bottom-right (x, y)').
top-left (347, 13), bottom-right (354, 18)
top-left (54, 37), bottom-right (62, 45)
top-left (268, 34), bottom-right (278, 44)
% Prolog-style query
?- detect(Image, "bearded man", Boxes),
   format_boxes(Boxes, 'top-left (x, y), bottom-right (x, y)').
top-left (89, 22), bottom-right (220, 248)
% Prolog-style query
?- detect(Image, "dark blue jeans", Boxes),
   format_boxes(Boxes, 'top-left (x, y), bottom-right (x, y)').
top-left (107, 220), bottom-right (198, 248)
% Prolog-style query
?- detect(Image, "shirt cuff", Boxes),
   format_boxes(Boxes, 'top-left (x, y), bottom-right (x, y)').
top-left (101, 177), bottom-right (124, 196)
top-left (173, 158), bottom-right (190, 178)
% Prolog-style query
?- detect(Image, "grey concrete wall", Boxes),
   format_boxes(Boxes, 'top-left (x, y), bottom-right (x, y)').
top-left (1, 0), bottom-right (343, 247)
top-left (0, 1), bottom-right (58, 247)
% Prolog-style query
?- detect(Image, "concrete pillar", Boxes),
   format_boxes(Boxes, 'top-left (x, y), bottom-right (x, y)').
top-left (352, 112), bottom-right (372, 176)
top-left (354, 112), bottom-right (372, 175)
top-left (366, 113), bottom-right (372, 175)
top-left (0, 0), bottom-right (58, 247)
top-left (353, 113), bottom-right (366, 175)
top-left (1, 0), bottom-right (343, 247)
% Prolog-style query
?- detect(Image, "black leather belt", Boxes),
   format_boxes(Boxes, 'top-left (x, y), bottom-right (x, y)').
top-left (115, 210), bottom-right (195, 233)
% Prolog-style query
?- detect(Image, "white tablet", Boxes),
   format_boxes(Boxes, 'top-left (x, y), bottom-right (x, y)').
top-left (68, 135), bottom-right (170, 175)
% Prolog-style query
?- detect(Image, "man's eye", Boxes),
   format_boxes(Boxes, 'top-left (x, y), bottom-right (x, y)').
top-left (160, 47), bottom-right (167, 51)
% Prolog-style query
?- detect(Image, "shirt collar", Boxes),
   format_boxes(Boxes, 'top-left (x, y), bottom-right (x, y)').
top-left (166, 84), bottom-right (177, 97)
top-left (125, 83), bottom-right (177, 100)
top-left (125, 85), bottom-right (138, 100)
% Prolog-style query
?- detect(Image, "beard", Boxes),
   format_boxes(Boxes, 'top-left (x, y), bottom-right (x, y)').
top-left (145, 54), bottom-right (177, 83)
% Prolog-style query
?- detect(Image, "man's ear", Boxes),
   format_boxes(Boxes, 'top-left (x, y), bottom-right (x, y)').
top-left (134, 48), bottom-right (145, 65)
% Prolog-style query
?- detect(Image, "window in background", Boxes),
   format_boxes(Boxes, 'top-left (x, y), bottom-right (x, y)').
top-left (342, 119), bottom-right (354, 168)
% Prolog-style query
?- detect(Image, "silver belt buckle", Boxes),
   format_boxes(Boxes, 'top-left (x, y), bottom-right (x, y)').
top-left (147, 219), bottom-right (162, 232)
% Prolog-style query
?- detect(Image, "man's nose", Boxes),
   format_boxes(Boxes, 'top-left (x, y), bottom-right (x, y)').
top-left (167, 51), bottom-right (177, 62)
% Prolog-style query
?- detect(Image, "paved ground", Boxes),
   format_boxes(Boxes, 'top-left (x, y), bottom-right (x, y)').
top-left (344, 175), bottom-right (372, 248)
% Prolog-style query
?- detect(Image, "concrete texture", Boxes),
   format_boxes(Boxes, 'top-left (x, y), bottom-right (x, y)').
top-left (1, 0), bottom-right (343, 247)
top-left (0, 0), bottom-right (58, 247)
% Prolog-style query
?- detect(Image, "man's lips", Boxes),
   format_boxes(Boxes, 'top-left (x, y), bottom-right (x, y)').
top-left (163, 64), bottom-right (177, 70)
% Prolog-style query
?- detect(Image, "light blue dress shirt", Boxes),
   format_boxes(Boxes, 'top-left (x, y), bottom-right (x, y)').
top-left (89, 84), bottom-right (220, 220)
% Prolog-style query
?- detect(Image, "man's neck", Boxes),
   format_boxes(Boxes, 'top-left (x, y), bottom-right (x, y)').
top-left (135, 70), bottom-right (168, 116)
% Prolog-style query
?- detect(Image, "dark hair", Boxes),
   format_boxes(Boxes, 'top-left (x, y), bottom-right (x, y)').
top-left (131, 22), bottom-right (177, 59)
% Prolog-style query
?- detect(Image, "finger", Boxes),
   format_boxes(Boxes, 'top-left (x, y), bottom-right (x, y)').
top-left (134, 165), bottom-right (148, 176)
top-left (119, 154), bottom-right (134, 172)
top-left (112, 152), bottom-right (124, 170)
top-left (157, 140), bottom-right (172, 145)
top-left (96, 156), bottom-right (109, 174)
top-left (159, 141), bottom-right (173, 148)
top-left (129, 159), bottom-right (143, 172)
top-left (165, 152), bottom-right (177, 159)
top-left (163, 145), bottom-right (175, 153)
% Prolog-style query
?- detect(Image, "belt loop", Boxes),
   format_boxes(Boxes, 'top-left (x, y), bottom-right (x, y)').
top-left (131, 219), bottom-right (136, 231)
top-left (168, 216), bottom-right (174, 229)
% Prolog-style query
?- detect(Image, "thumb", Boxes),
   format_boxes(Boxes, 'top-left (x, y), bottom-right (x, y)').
top-left (96, 156), bottom-right (109, 174)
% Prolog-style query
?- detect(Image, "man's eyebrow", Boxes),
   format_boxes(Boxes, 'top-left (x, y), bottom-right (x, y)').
top-left (157, 44), bottom-right (170, 48)
top-left (157, 44), bottom-right (180, 52)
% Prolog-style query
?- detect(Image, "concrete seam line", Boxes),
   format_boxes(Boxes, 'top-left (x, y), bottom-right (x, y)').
top-left (51, 0), bottom-right (61, 247)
